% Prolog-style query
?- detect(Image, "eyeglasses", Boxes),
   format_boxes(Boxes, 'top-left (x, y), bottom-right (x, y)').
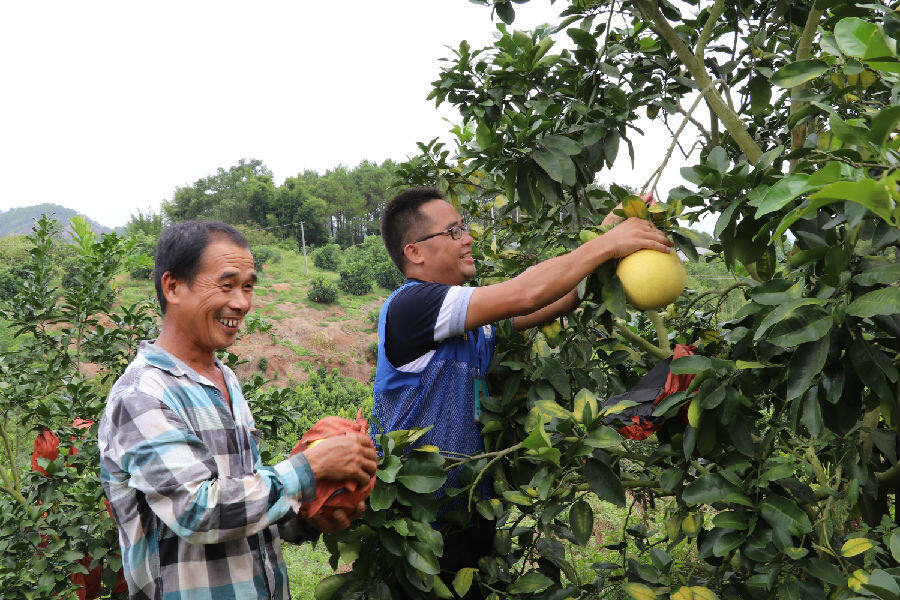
top-left (412, 223), bottom-right (469, 244)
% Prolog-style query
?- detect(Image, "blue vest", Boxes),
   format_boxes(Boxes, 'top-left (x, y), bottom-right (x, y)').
top-left (371, 281), bottom-right (496, 491)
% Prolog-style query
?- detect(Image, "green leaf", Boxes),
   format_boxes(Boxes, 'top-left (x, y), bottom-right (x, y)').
top-left (569, 499), bottom-right (593, 546)
top-left (494, 1), bottom-right (515, 25)
top-left (369, 480), bottom-right (398, 511)
top-left (584, 457), bottom-right (626, 506)
top-left (754, 174), bottom-right (815, 218)
top-left (396, 457), bottom-right (446, 494)
top-left (508, 571), bottom-right (553, 594)
top-left (542, 358), bottom-right (571, 398)
top-left (803, 558), bottom-right (844, 586)
top-left (406, 541), bottom-right (440, 575)
top-left (786, 336), bottom-right (830, 401)
top-left (682, 473), bottom-right (752, 507)
top-left (476, 122), bottom-right (493, 151)
top-left (600, 272), bottom-right (627, 319)
top-left (853, 261), bottom-right (900, 286)
top-left (453, 568), bottom-right (477, 597)
top-left (707, 146), bottom-right (730, 174)
top-left (766, 307), bottom-right (832, 347)
top-left (542, 134), bottom-right (582, 155)
top-left (760, 495), bottom-right (813, 535)
top-left (315, 574), bottom-right (352, 600)
top-left (835, 17), bottom-right (893, 60)
top-left (377, 455), bottom-right (402, 483)
top-left (868, 105), bottom-right (900, 146)
top-left (531, 147), bottom-right (576, 186)
top-left (771, 59), bottom-right (829, 88)
top-left (829, 113), bottom-right (870, 146)
top-left (567, 27), bottom-right (597, 50)
top-left (623, 582), bottom-right (657, 600)
top-left (841, 537), bottom-right (875, 557)
top-left (713, 530), bottom-right (746, 557)
top-left (585, 425), bottom-right (623, 448)
top-left (522, 412), bottom-right (552, 451)
top-left (847, 287), bottom-right (900, 318)
top-left (889, 528), bottom-right (900, 562)
top-left (669, 355), bottom-right (712, 375)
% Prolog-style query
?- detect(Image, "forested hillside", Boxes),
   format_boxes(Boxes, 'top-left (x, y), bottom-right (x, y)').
top-left (0, 203), bottom-right (112, 238)
top-left (152, 158), bottom-right (397, 247)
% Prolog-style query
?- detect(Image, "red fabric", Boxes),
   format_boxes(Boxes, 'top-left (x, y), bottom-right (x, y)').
top-left (617, 416), bottom-right (662, 441)
top-left (71, 555), bottom-right (102, 600)
top-left (31, 429), bottom-right (61, 476)
top-left (31, 419), bottom-right (96, 475)
top-left (289, 408), bottom-right (375, 519)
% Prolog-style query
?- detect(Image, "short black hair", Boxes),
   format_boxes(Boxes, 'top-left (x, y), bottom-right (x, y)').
top-left (381, 187), bottom-right (443, 272)
top-left (154, 220), bottom-right (249, 314)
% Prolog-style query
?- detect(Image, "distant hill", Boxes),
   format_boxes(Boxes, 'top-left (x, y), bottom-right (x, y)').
top-left (0, 204), bottom-right (113, 238)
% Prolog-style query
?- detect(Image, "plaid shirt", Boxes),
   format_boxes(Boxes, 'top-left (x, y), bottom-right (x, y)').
top-left (99, 341), bottom-right (316, 600)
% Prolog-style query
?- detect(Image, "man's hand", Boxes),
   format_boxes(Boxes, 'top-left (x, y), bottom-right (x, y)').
top-left (302, 433), bottom-right (378, 487)
top-left (593, 217), bottom-right (673, 259)
top-left (304, 501), bottom-right (367, 534)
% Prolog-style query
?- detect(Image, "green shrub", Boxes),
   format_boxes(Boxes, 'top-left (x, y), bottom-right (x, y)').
top-left (244, 368), bottom-right (374, 459)
top-left (373, 261), bottom-right (405, 290)
top-left (257, 356), bottom-right (269, 373)
top-left (244, 312), bottom-right (274, 334)
top-left (338, 259), bottom-right (373, 296)
top-left (312, 244), bottom-right (342, 271)
top-left (251, 245), bottom-right (282, 271)
top-left (0, 266), bottom-right (27, 300)
top-left (307, 276), bottom-right (339, 304)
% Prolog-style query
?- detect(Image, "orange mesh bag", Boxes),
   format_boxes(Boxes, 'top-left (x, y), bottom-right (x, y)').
top-left (289, 408), bottom-right (375, 519)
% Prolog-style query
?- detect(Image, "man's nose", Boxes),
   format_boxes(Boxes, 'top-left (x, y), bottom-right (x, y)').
top-left (229, 289), bottom-right (251, 313)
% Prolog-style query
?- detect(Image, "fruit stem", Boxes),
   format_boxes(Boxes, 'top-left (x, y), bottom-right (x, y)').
top-left (613, 320), bottom-right (673, 360)
top-left (646, 310), bottom-right (671, 354)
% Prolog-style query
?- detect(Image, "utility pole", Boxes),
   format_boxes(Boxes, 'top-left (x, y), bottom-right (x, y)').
top-left (300, 222), bottom-right (309, 276)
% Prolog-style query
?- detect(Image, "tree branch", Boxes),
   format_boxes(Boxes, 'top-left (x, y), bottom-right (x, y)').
top-left (695, 0), bottom-right (726, 60)
top-left (633, 0), bottom-right (763, 163)
top-left (613, 320), bottom-right (673, 360)
top-left (790, 7), bottom-right (824, 157)
top-left (643, 86), bottom-right (712, 194)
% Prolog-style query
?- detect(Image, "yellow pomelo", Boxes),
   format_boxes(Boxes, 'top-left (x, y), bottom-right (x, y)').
top-left (616, 249), bottom-right (686, 310)
top-left (307, 438), bottom-right (325, 449)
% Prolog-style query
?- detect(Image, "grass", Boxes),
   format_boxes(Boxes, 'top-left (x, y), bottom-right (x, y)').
top-left (283, 540), bottom-right (334, 598)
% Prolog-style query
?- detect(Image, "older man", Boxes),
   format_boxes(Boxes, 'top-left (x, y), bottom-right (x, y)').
top-left (99, 221), bottom-right (377, 599)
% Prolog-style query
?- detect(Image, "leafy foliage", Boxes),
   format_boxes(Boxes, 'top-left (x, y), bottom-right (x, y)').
top-left (324, 1), bottom-right (900, 599)
top-left (0, 215), bottom-right (158, 599)
top-left (313, 243), bottom-right (343, 271)
top-left (308, 276), bottom-right (340, 304)
top-left (339, 258), bottom-right (374, 296)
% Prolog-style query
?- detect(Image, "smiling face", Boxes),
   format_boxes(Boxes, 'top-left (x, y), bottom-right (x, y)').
top-left (410, 199), bottom-right (475, 286)
top-left (164, 237), bottom-right (257, 355)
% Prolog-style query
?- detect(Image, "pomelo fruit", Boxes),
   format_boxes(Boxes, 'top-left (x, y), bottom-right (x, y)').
top-left (616, 249), bottom-right (686, 310)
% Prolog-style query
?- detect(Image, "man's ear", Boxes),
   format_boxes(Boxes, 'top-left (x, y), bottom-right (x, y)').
top-left (403, 243), bottom-right (425, 267)
top-left (160, 271), bottom-right (182, 307)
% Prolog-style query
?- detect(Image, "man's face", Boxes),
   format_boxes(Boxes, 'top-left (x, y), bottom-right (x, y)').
top-left (412, 199), bottom-right (475, 285)
top-left (170, 238), bottom-right (256, 353)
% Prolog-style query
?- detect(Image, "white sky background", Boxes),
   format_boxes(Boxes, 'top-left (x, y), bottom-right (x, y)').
top-left (0, 1), bottom-right (703, 230)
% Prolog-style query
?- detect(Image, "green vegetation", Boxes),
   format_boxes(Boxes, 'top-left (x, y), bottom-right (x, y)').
top-left (308, 276), bottom-right (340, 304)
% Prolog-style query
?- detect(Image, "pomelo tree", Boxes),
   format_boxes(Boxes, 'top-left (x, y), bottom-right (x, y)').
top-left (321, 1), bottom-right (900, 599)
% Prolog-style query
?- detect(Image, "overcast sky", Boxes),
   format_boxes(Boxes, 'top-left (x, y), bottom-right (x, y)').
top-left (0, 1), bottom-right (695, 229)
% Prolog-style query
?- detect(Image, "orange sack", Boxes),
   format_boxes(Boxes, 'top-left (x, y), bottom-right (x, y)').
top-left (289, 408), bottom-right (375, 519)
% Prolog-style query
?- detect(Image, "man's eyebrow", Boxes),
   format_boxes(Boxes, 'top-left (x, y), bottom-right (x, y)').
top-left (217, 270), bottom-right (256, 283)
top-left (443, 219), bottom-right (461, 229)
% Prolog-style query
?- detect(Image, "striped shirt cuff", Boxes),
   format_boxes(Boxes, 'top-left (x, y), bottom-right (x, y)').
top-left (276, 452), bottom-right (317, 504)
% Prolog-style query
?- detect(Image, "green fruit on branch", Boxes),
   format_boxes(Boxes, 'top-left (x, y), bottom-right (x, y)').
top-left (616, 249), bottom-right (686, 310)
